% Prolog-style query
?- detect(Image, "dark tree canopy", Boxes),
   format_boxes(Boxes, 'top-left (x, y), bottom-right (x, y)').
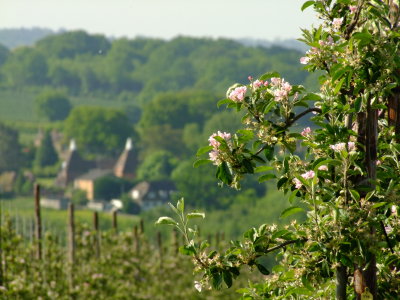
top-left (35, 90), bottom-right (72, 121)
top-left (0, 122), bottom-right (21, 172)
top-left (64, 106), bottom-right (133, 155)
top-left (34, 130), bottom-right (58, 168)
top-left (36, 30), bottom-right (111, 59)
top-left (2, 47), bottom-right (48, 86)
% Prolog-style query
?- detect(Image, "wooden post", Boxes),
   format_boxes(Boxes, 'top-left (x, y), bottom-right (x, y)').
top-left (112, 210), bottom-right (118, 233)
top-left (93, 212), bottom-right (100, 258)
top-left (207, 234), bottom-right (212, 246)
top-left (68, 203), bottom-right (75, 292)
top-left (215, 232), bottom-right (220, 249)
top-left (139, 219), bottom-right (144, 234)
top-left (133, 225), bottom-right (140, 253)
top-left (172, 229), bottom-right (179, 254)
top-left (34, 184), bottom-right (42, 260)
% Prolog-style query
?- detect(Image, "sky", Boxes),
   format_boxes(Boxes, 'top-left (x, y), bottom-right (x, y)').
top-left (0, 0), bottom-right (318, 40)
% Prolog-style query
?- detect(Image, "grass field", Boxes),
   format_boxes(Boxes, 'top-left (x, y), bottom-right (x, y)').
top-left (0, 89), bottom-right (128, 144)
top-left (1, 197), bottom-right (141, 242)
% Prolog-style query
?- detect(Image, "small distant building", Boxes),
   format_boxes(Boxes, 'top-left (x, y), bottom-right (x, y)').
top-left (114, 138), bottom-right (137, 179)
top-left (74, 169), bottom-right (112, 201)
top-left (130, 180), bottom-right (176, 211)
top-left (41, 197), bottom-right (69, 210)
top-left (0, 171), bottom-right (16, 194)
top-left (55, 140), bottom-right (95, 187)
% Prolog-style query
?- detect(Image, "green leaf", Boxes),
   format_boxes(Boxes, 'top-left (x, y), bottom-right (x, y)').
top-left (301, 92), bottom-right (322, 101)
top-left (237, 129), bottom-right (254, 142)
top-left (354, 97), bottom-right (362, 112)
top-left (187, 212), bottom-right (205, 219)
top-left (264, 146), bottom-right (275, 161)
top-left (258, 174), bottom-right (276, 182)
top-left (260, 71), bottom-right (280, 81)
top-left (263, 101), bottom-right (276, 114)
top-left (280, 207), bottom-right (304, 219)
top-left (371, 202), bottom-right (387, 209)
top-left (155, 216), bottom-right (178, 226)
top-left (211, 273), bottom-right (223, 290)
top-left (217, 98), bottom-right (233, 108)
top-left (289, 189), bottom-right (300, 204)
top-left (193, 159), bottom-right (212, 168)
top-left (179, 245), bottom-right (196, 256)
top-left (277, 177), bottom-right (288, 189)
top-left (196, 145), bottom-right (213, 156)
top-left (223, 271), bottom-right (233, 288)
top-left (334, 77), bottom-right (346, 95)
top-left (216, 161), bottom-right (233, 185)
top-left (349, 189), bottom-right (360, 202)
top-left (301, 1), bottom-right (315, 11)
top-left (177, 198), bottom-right (184, 213)
top-left (255, 256), bottom-right (270, 275)
top-left (254, 166), bottom-right (274, 173)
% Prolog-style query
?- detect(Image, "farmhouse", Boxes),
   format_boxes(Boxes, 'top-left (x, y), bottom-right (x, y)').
top-left (130, 180), bottom-right (176, 211)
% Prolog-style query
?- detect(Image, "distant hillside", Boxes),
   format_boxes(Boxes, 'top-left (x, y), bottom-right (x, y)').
top-left (0, 27), bottom-right (308, 52)
top-left (237, 38), bottom-right (308, 52)
top-left (0, 28), bottom-right (55, 49)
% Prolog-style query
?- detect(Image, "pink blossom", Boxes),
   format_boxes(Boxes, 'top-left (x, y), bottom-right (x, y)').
top-left (330, 142), bottom-right (356, 152)
top-left (293, 178), bottom-right (302, 189)
top-left (270, 77), bottom-right (281, 86)
top-left (301, 127), bottom-right (312, 137)
top-left (208, 131), bottom-right (231, 148)
top-left (228, 86), bottom-right (247, 102)
top-left (330, 142), bottom-right (346, 152)
top-left (300, 56), bottom-right (310, 65)
top-left (248, 76), bottom-right (253, 81)
top-left (318, 165), bottom-right (328, 171)
top-left (349, 5), bottom-right (357, 13)
top-left (375, 160), bottom-right (381, 166)
top-left (252, 79), bottom-right (264, 90)
top-left (263, 81), bottom-right (269, 87)
top-left (347, 142), bottom-right (356, 152)
top-left (391, 205), bottom-right (397, 216)
top-left (332, 18), bottom-right (343, 30)
top-left (301, 170), bottom-right (315, 180)
top-left (318, 40), bottom-right (326, 46)
top-left (209, 150), bottom-right (220, 165)
top-left (274, 89), bottom-right (288, 101)
top-left (282, 81), bottom-right (292, 92)
top-left (327, 36), bottom-right (334, 44)
top-left (385, 225), bottom-right (393, 235)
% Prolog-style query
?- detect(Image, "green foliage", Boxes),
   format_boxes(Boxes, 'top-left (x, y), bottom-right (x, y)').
top-left (1, 47), bottom-right (48, 86)
top-left (94, 175), bottom-right (133, 201)
top-left (64, 106), bottom-right (133, 155)
top-left (0, 122), bottom-right (21, 172)
top-left (0, 43), bottom-right (9, 66)
top-left (36, 30), bottom-right (111, 59)
top-left (70, 189), bottom-right (88, 206)
top-left (120, 193), bottom-right (141, 214)
top-left (137, 150), bottom-right (178, 181)
top-left (35, 90), bottom-right (72, 121)
top-left (159, 1), bottom-right (400, 299)
top-left (34, 130), bottom-right (58, 168)
top-left (0, 218), bottom-right (246, 299)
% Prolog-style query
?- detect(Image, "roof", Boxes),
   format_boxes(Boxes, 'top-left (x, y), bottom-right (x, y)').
top-left (130, 180), bottom-right (176, 195)
top-left (75, 169), bottom-right (112, 181)
top-left (114, 146), bottom-right (137, 178)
